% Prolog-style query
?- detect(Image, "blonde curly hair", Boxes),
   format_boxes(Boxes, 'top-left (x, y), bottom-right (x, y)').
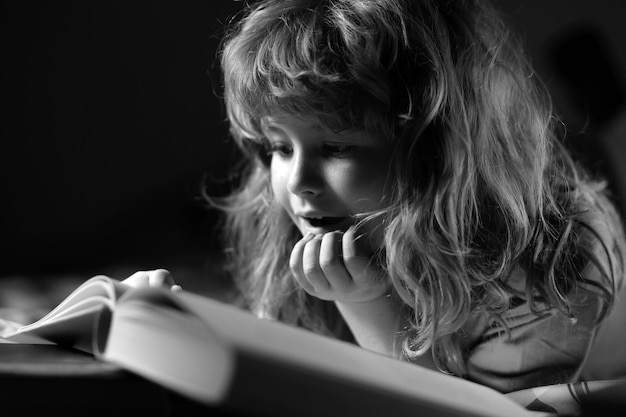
top-left (212, 0), bottom-right (624, 376)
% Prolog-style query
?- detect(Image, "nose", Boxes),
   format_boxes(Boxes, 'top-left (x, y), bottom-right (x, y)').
top-left (286, 153), bottom-right (324, 196)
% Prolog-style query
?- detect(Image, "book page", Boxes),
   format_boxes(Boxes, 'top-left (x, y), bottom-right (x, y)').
top-left (1, 278), bottom-right (535, 416)
top-left (97, 287), bottom-right (233, 405)
top-left (175, 291), bottom-right (534, 417)
top-left (1, 276), bottom-right (126, 352)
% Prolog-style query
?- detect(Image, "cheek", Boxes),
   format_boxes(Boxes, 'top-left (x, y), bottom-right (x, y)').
top-left (349, 180), bottom-right (386, 211)
top-left (339, 163), bottom-right (388, 209)
top-left (269, 164), bottom-right (284, 196)
top-left (270, 162), bottom-right (292, 211)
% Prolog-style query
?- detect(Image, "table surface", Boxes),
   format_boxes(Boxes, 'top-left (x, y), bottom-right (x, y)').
top-left (0, 343), bottom-right (246, 417)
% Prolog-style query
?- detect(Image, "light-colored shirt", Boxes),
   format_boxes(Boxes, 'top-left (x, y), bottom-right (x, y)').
top-left (463, 211), bottom-right (626, 393)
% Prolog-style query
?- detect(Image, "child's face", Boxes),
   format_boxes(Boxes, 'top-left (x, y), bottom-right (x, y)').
top-left (262, 115), bottom-right (391, 237)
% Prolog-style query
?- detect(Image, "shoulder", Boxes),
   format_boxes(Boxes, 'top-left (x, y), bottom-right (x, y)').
top-left (462, 265), bottom-right (606, 392)
top-left (574, 186), bottom-right (626, 295)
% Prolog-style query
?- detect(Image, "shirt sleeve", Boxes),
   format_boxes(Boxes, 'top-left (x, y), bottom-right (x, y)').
top-left (464, 284), bottom-right (604, 393)
top-left (463, 194), bottom-right (626, 393)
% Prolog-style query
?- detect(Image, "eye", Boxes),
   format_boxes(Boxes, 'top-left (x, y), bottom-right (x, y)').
top-left (266, 142), bottom-right (293, 157)
top-left (322, 143), bottom-right (357, 157)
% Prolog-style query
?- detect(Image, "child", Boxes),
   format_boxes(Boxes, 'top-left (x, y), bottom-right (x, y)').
top-left (131, 0), bottom-right (626, 393)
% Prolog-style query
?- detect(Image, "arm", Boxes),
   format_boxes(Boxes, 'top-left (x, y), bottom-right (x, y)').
top-left (335, 296), bottom-right (439, 369)
top-left (290, 227), bottom-right (438, 369)
top-left (335, 294), bottom-right (403, 356)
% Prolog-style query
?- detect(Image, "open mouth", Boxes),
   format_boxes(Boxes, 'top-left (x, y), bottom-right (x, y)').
top-left (303, 216), bottom-right (346, 228)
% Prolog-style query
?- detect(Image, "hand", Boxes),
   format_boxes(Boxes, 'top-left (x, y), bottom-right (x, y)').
top-left (121, 269), bottom-right (182, 293)
top-left (289, 225), bottom-right (389, 303)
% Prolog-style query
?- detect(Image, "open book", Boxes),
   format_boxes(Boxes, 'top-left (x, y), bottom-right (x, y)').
top-left (1, 276), bottom-right (536, 417)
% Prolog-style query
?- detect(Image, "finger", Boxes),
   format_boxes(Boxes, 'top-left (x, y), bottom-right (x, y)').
top-left (301, 235), bottom-right (330, 291)
top-left (122, 271), bottom-right (150, 288)
top-left (342, 226), bottom-right (374, 280)
top-left (148, 269), bottom-right (176, 288)
top-left (290, 233), bottom-right (317, 293)
top-left (353, 220), bottom-right (378, 256)
top-left (319, 231), bottom-right (352, 291)
top-left (362, 214), bottom-right (386, 252)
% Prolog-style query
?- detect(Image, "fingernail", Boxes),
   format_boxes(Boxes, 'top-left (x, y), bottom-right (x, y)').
top-left (171, 285), bottom-right (183, 293)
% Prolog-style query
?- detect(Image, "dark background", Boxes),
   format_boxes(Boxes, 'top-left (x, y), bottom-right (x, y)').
top-left (1, 1), bottom-right (625, 301)
top-left (1, 1), bottom-right (246, 296)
